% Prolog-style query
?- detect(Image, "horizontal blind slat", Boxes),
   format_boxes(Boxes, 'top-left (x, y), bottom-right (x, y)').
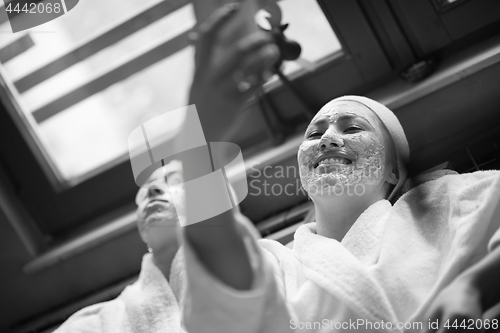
top-left (14, 0), bottom-right (190, 93)
top-left (32, 30), bottom-right (191, 123)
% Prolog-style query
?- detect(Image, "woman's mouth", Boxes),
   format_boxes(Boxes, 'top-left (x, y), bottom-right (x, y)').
top-left (314, 156), bottom-right (353, 168)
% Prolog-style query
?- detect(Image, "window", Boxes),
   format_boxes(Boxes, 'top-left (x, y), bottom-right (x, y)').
top-left (1, 0), bottom-right (195, 183)
top-left (5, 1), bottom-right (500, 331)
top-left (0, 0), bottom-right (343, 184)
top-left (256, 0), bottom-right (342, 78)
top-left (0, 0), bottom-right (396, 245)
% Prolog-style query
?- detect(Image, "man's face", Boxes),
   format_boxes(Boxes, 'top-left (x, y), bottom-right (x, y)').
top-left (135, 167), bottom-right (183, 231)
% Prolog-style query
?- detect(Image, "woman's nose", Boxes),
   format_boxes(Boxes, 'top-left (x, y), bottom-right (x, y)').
top-left (319, 134), bottom-right (344, 149)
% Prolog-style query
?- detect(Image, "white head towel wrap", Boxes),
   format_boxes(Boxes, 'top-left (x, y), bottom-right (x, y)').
top-left (326, 95), bottom-right (410, 201)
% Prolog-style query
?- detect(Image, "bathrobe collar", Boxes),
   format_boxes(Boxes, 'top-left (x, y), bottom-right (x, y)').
top-left (292, 202), bottom-right (399, 326)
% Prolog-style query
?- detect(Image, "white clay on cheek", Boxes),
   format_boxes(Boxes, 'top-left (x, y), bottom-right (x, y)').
top-left (300, 103), bottom-right (389, 195)
top-left (298, 140), bottom-right (319, 189)
top-left (342, 133), bottom-right (385, 186)
top-left (298, 131), bottom-right (386, 194)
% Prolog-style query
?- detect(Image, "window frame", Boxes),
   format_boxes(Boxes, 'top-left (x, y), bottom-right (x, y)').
top-left (388, 0), bottom-right (500, 57)
top-left (0, 0), bottom-right (402, 249)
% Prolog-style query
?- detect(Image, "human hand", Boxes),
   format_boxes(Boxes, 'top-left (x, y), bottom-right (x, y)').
top-left (188, 3), bottom-right (279, 142)
top-left (420, 278), bottom-right (483, 333)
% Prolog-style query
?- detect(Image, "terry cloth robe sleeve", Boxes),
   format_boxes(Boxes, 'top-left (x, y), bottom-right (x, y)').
top-left (180, 216), bottom-right (294, 333)
top-left (53, 253), bottom-right (186, 333)
top-left (181, 212), bottom-right (401, 333)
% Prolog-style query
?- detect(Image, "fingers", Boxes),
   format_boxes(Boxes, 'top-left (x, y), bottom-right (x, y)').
top-left (214, 31), bottom-right (279, 82)
top-left (198, 2), bottom-right (240, 39)
top-left (216, 45), bottom-right (277, 100)
top-left (239, 43), bottom-right (279, 79)
top-left (193, 3), bottom-right (240, 69)
top-left (189, 8), bottom-right (280, 111)
top-left (230, 31), bottom-right (278, 71)
top-left (217, 74), bottom-right (258, 102)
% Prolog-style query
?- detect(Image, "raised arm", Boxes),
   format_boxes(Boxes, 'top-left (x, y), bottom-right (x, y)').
top-left (179, 3), bottom-right (279, 290)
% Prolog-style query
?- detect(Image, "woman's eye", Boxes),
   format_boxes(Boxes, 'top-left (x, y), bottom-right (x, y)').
top-left (308, 132), bottom-right (323, 139)
top-left (344, 126), bottom-right (363, 133)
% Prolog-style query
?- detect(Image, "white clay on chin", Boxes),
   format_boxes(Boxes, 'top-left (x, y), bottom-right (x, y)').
top-left (298, 133), bottom-right (386, 195)
top-left (298, 102), bottom-right (390, 196)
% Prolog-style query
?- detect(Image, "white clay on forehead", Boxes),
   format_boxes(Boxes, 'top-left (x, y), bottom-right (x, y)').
top-left (312, 110), bottom-right (360, 124)
top-left (298, 100), bottom-right (389, 195)
top-left (313, 100), bottom-right (373, 123)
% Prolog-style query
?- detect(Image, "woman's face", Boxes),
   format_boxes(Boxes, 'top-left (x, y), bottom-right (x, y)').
top-left (298, 101), bottom-right (393, 197)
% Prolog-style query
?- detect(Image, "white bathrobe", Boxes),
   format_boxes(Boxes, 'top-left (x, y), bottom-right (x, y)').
top-left (182, 170), bottom-right (500, 333)
top-left (54, 252), bottom-right (187, 333)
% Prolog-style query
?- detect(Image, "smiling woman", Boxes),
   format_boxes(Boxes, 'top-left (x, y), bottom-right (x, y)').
top-left (297, 96), bottom-right (401, 240)
top-left (299, 101), bottom-right (395, 198)
top-left (179, 6), bottom-right (500, 331)
top-left (182, 96), bottom-right (500, 333)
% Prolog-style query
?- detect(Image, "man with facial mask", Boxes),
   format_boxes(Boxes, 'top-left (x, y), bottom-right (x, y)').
top-left (53, 161), bottom-right (187, 333)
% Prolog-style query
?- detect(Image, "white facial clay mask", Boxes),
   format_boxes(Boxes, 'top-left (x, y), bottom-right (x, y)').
top-left (298, 105), bottom-right (386, 195)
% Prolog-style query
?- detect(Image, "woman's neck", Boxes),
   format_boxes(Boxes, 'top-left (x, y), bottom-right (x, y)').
top-left (313, 194), bottom-right (382, 241)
